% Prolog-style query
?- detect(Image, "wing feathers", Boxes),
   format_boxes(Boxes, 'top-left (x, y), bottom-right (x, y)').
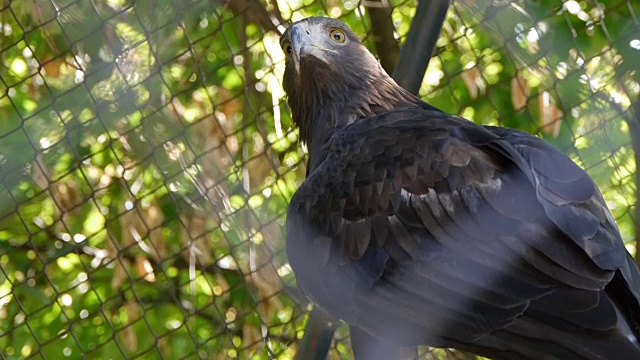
top-left (287, 109), bottom-right (640, 358)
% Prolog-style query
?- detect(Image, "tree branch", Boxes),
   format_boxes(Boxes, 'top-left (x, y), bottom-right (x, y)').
top-left (365, 0), bottom-right (401, 75)
top-left (393, 0), bottom-right (451, 95)
top-left (219, 0), bottom-right (286, 35)
top-left (294, 307), bottom-right (338, 360)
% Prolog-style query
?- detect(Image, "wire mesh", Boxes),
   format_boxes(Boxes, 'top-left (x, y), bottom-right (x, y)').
top-left (0, 0), bottom-right (639, 359)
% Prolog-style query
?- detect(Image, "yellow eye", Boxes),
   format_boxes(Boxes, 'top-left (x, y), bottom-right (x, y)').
top-left (330, 29), bottom-right (346, 43)
top-left (282, 41), bottom-right (293, 56)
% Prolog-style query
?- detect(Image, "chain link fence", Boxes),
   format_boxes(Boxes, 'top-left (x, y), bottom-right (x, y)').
top-left (0, 0), bottom-right (639, 359)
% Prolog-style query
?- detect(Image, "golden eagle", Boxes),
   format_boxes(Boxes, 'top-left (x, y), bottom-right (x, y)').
top-left (281, 17), bottom-right (640, 360)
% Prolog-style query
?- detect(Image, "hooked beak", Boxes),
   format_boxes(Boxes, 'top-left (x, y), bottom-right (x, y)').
top-left (290, 23), bottom-right (312, 64)
top-left (289, 23), bottom-right (333, 67)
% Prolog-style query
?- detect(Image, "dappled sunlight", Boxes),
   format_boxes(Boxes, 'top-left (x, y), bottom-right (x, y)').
top-left (0, 1), bottom-right (638, 359)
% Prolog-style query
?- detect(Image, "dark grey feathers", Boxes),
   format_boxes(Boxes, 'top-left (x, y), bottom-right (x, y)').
top-left (282, 17), bottom-right (640, 360)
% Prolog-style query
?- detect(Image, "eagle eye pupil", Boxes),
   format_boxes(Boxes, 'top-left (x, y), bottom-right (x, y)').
top-left (330, 29), bottom-right (346, 43)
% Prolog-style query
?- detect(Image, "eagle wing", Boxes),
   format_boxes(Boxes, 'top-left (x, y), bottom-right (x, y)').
top-left (286, 108), bottom-right (640, 358)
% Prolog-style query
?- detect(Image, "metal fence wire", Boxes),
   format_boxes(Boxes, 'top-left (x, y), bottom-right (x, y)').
top-left (1, 0), bottom-right (639, 359)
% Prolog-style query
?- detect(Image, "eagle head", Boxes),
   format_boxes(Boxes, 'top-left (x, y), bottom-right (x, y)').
top-left (280, 17), bottom-right (419, 147)
top-left (280, 17), bottom-right (375, 76)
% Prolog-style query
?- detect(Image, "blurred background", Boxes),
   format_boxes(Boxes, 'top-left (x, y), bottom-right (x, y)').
top-left (0, 0), bottom-right (639, 359)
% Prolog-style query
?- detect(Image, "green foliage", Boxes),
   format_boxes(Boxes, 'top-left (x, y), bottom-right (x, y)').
top-left (0, 1), bottom-right (638, 359)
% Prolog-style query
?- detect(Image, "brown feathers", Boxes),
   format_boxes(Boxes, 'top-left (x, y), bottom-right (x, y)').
top-left (283, 17), bottom-right (640, 360)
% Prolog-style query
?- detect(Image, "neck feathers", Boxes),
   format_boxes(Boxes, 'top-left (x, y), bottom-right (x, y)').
top-left (286, 58), bottom-right (423, 153)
